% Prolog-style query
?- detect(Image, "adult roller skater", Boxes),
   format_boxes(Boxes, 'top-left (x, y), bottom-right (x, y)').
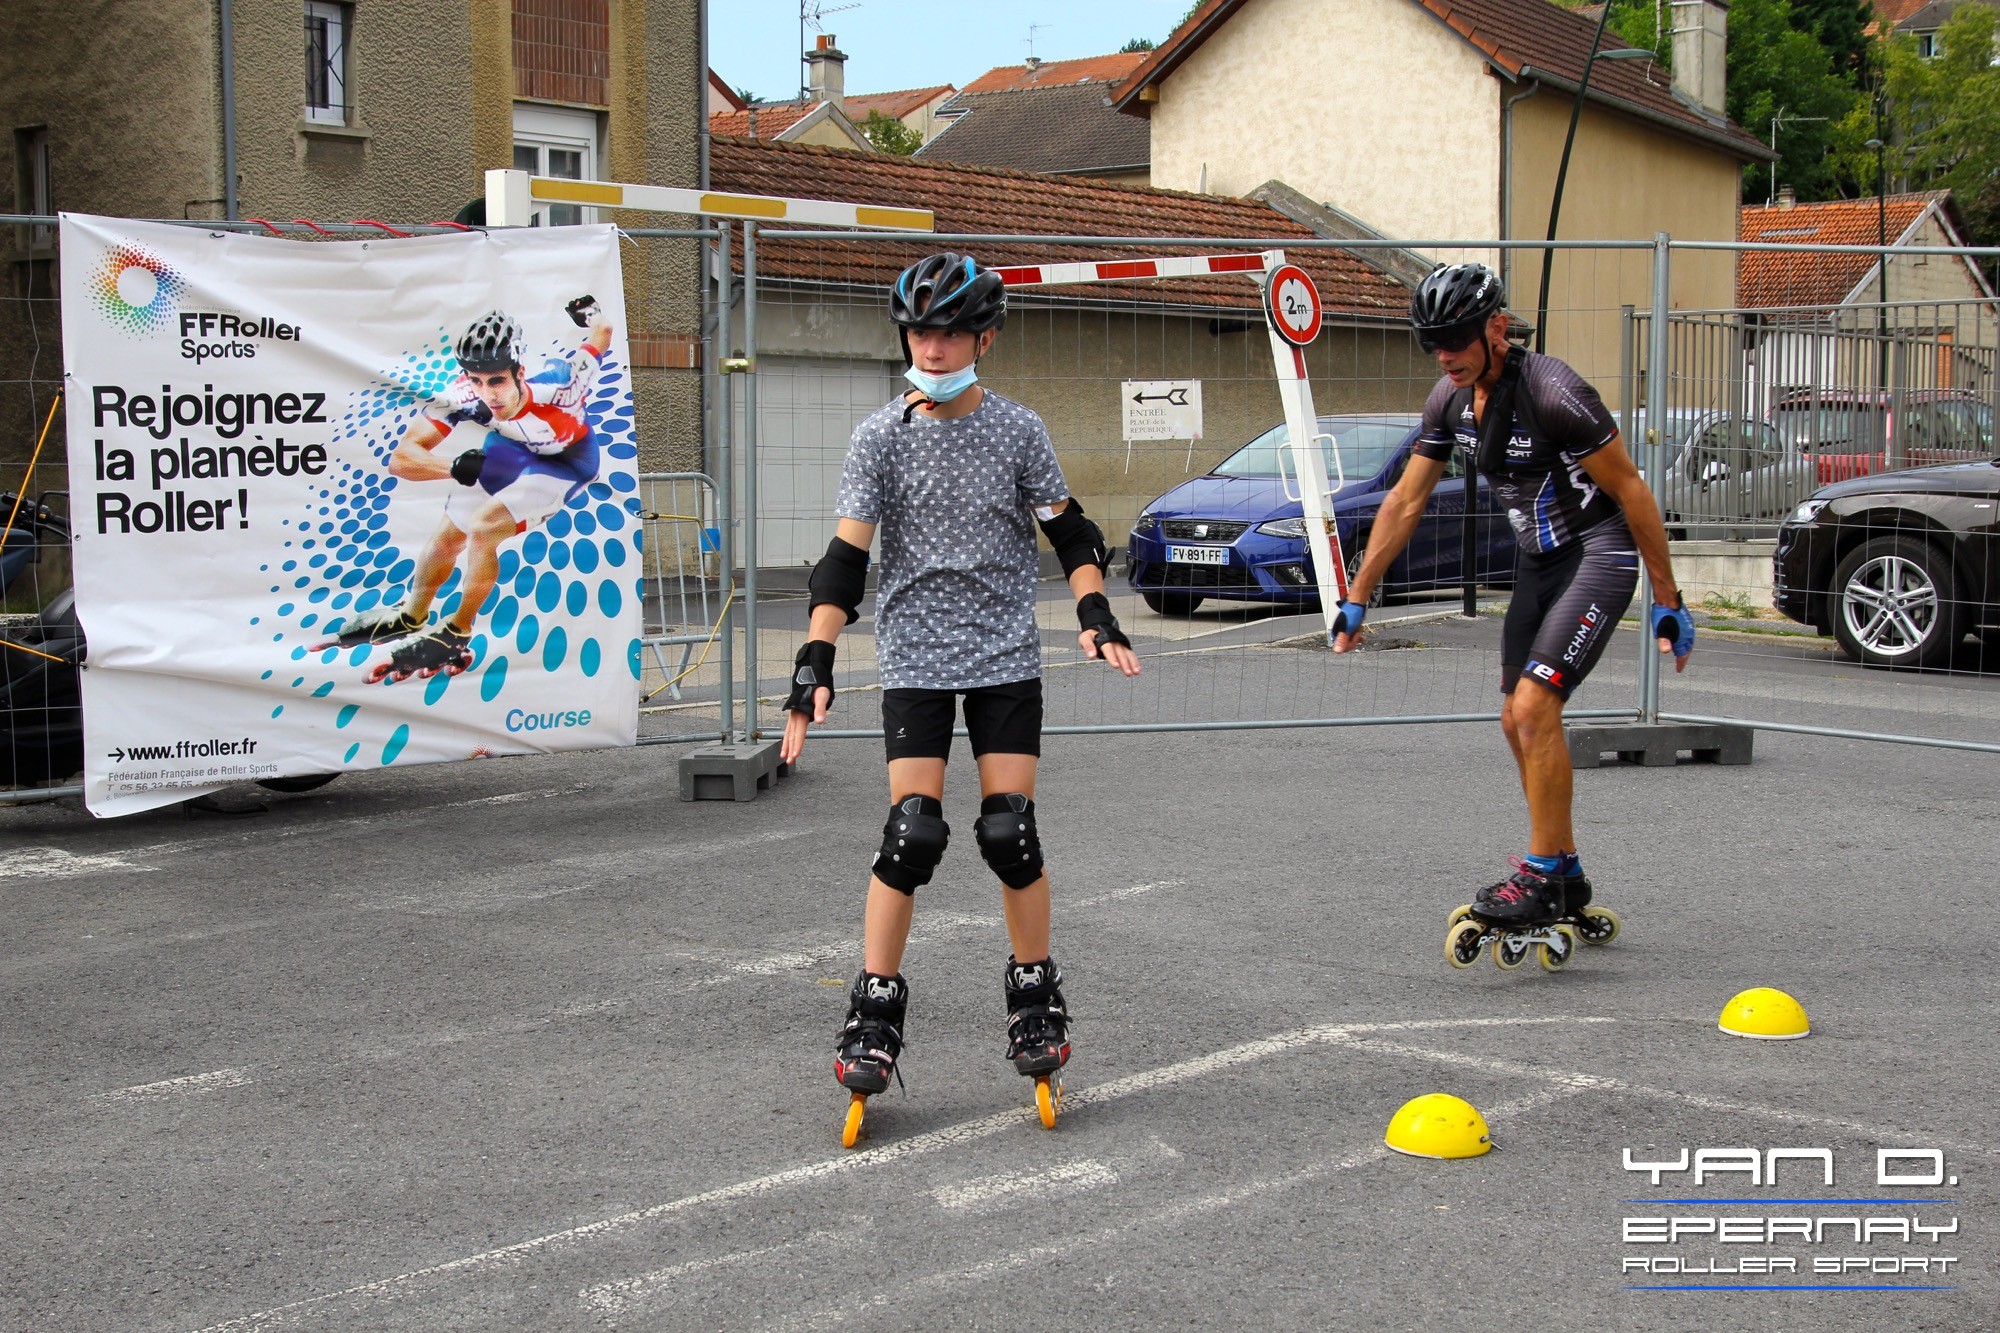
top-left (315, 299), bottom-right (612, 682)
top-left (778, 252), bottom-right (1142, 1146)
top-left (1332, 263), bottom-right (1695, 972)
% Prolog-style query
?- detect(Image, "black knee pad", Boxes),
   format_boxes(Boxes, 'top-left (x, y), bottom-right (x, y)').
top-left (975, 793), bottom-right (1045, 889)
top-left (873, 795), bottom-right (948, 894)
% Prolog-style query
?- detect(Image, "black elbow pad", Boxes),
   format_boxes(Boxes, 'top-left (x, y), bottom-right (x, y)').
top-left (1037, 499), bottom-right (1111, 578)
top-left (808, 535), bottom-right (869, 624)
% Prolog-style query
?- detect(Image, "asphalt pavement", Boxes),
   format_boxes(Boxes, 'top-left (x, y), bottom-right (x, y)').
top-left (5, 619), bottom-right (1999, 1331)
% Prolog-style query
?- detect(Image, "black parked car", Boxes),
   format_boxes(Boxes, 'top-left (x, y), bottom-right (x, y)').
top-left (1773, 460), bottom-right (2000, 670)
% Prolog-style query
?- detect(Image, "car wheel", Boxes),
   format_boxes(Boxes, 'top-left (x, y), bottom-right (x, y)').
top-left (1141, 589), bottom-right (1204, 617)
top-left (1662, 510), bottom-right (1688, 542)
top-left (1343, 541), bottom-right (1384, 606)
top-left (256, 773), bottom-right (340, 794)
top-left (1830, 534), bottom-right (1960, 670)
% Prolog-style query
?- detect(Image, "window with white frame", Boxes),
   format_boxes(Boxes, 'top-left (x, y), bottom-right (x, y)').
top-left (304, 2), bottom-right (351, 124)
top-left (1917, 31), bottom-right (1939, 60)
top-left (512, 104), bottom-right (600, 226)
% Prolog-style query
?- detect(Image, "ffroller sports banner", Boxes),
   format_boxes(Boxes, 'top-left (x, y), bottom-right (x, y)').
top-left (60, 215), bottom-right (642, 817)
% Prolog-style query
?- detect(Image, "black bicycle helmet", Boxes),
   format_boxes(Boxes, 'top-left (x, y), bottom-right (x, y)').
top-left (1409, 263), bottom-right (1505, 333)
top-left (890, 252), bottom-right (1007, 334)
top-left (456, 311), bottom-right (524, 373)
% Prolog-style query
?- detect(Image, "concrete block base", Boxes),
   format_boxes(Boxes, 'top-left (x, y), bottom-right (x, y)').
top-left (678, 741), bottom-right (789, 801)
top-left (1565, 721), bottom-right (1753, 769)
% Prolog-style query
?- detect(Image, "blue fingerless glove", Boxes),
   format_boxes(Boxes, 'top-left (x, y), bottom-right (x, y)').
top-left (1650, 598), bottom-right (1695, 657)
top-left (1332, 600), bottom-right (1368, 638)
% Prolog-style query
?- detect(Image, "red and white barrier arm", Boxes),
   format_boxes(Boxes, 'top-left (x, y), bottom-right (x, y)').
top-left (991, 252), bottom-right (1274, 287)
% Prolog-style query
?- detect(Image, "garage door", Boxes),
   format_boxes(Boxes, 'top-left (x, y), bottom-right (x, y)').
top-left (733, 355), bottom-right (897, 568)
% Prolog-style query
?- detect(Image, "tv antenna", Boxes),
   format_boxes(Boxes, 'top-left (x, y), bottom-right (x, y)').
top-left (802, 1), bottom-right (861, 99)
top-left (1026, 23), bottom-right (1052, 62)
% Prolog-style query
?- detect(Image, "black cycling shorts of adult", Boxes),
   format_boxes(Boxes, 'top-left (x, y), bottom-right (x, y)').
top-left (1501, 519), bottom-right (1639, 699)
top-left (881, 678), bottom-right (1044, 761)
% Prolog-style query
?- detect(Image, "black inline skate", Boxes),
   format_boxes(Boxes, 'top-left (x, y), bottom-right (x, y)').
top-left (1550, 867), bottom-right (1621, 945)
top-left (368, 624), bottom-right (473, 684)
top-left (1445, 859), bottom-right (1580, 973)
top-left (1004, 956), bottom-right (1070, 1129)
top-left (309, 604), bottom-right (425, 651)
top-left (835, 971), bottom-right (907, 1148)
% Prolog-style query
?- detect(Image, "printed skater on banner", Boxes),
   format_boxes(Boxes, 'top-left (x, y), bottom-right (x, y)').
top-left (314, 295), bottom-right (612, 682)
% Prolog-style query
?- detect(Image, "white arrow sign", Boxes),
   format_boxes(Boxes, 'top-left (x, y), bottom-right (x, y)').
top-left (1121, 380), bottom-right (1204, 442)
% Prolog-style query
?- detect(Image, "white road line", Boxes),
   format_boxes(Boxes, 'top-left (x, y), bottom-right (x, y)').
top-left (91, 1068), bottom-right (255, 1105)
top-left (1332, 1032), bottom-right (2000, 1158)
top-left (1, 848), bottom-right (156, 880)
top-left (577, 1229), bottom-right (844, 1319)
top-left (184, 1015), bottom-right (1603, 1332)
top-left (931, 1160), bottom-right (1119, 1211)
top-left (660, 882), bottom-right (1177, 989)
top-left (1069, 880), bottom-right (1179, 909)
top-left (784, 1082), bottom-right (1589, 1330)
top-left (443, 784), bottom-right (592, 809)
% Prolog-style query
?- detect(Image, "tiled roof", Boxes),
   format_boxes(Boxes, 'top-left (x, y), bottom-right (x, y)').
top-left (961, 53), bottom-right (1150, 94)
top-left (707, 135), bottom-right (1412, 319)
top-left (915, 83), bottom-right (1150, 176)
top-left (708, 86), bottom-right (954, 137)
top-left (1738, 191), bottom-right (1948, 307)
top-left (1873, 0), bottom-right (1934, 26)
top-left (1112, 0), bottom-right (1770, 159)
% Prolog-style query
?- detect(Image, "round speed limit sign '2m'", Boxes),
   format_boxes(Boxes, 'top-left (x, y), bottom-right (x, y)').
top-left (1266, 263), bottom-right (1322, 346)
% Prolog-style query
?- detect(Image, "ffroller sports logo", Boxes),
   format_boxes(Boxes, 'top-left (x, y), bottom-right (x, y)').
top-left (88, 242), bottom-right (189, 337)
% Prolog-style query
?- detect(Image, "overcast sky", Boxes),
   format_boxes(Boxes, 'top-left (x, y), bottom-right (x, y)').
top-left (709, 0), bottom-right (1191, 103)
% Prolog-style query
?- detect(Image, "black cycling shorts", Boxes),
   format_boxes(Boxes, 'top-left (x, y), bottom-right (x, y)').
top-left (1502, 519), bottom-right (1639, 700)
top-left (881, 678), bottom-right (1044, 761)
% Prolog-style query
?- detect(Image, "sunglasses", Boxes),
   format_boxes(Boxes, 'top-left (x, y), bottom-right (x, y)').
top-left (1417, 320), bottom-right (1486, 355)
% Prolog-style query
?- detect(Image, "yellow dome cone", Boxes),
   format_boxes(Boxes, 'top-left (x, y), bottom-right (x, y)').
top-left (1385, 1093), bottom-right (1492, 1159)
top-left (1719, 987), bottom-right (1810, 1040)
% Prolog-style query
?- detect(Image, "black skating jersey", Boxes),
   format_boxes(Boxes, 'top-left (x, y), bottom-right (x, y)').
top-left (1414, 351), bottom-right (1622, 555)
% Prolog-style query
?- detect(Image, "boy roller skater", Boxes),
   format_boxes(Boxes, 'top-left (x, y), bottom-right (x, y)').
top-left (777, 253), bottom-right (1141, 1143)
top-left (1332, 263), bottom-right (1696, 970)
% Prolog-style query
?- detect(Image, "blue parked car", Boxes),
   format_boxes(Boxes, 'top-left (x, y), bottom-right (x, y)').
top-left (1125, 414), bottom-right (1519, 615)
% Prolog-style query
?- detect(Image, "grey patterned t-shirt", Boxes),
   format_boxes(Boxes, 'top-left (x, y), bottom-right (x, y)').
top-left (835, 390), bottom-right (1069, 690)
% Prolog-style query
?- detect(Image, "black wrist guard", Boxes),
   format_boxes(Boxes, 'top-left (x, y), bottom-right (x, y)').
top-left (785, 640), bottom-right (836, 716)
top-left (1076, 591), bottom-right (1131, 653)
top-left (450, 448), bottom-right (486, 486)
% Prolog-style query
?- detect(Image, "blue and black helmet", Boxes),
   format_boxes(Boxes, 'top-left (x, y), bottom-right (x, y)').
top-left (890, 252), bottom-right (1007, 335)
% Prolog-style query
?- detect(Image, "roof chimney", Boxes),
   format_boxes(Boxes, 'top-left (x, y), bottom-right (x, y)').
top-left (1670, 0), bottom-right (1727, 118)
top-left (806, 33), bottom-right (846, 108)
top-left (1025, 55), bottom-right (1043, 81)
top-left (1776, 182), bottom-right (1796, 209)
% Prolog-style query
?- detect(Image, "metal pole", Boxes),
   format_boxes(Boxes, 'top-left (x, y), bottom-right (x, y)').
top-left (742, 222), bottom-right (761, 740)
top-left (713, 223), bottom-right (736, 742)
top-left (1459, 466), bottom-right (1478, 618)
top-left (220, 0), bottom-right (238, 220)
top-left (1640, 233), bottom-right (1672, 725)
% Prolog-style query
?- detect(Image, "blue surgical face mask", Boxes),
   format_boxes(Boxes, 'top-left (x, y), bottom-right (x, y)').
top-left (904, 363), bottom-right (979, 403)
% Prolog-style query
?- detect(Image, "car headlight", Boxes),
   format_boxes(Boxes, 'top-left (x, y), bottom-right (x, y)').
top-left (1133, 511), bottom-right (1159, 534)
top-left (1256, 517), bottom-right (1308, 538)
top-left (1784, 499), bottom-right (1828, 527)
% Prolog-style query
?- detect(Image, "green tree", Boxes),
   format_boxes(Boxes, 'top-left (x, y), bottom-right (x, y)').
top-left (862, 109), bottom-right (924, 157)
top-left (1845, 8), bottom-right (2000, 246)
top-left (1725, 0), bottom-right (1860, 204)
top-left (1120, 37), bottom-right (1157, 53)
top-left (1793, 0), bottom-right (1875, 80)
top-left (1606, 0), bottom-right (1668, 66)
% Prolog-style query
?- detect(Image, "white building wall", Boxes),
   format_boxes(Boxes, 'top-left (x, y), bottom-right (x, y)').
top-left (1146, 0), bottom-right (1501, 244)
